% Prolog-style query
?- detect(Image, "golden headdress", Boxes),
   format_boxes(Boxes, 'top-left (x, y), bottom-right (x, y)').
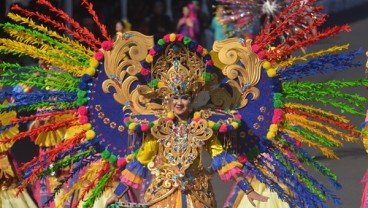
top-left (137, 34), bottom-right (213, 99)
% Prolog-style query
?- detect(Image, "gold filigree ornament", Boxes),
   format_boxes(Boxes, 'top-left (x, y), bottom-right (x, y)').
top-left (210, 38), bottom-right (263, 109)
top-left (101, 32), bottom-right (162, 115)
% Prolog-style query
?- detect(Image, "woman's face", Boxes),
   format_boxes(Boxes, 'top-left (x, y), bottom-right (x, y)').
top-left (182, 6), bottom-right (189, 17)
top-left (171, 94), bottom-right (191, 120)
top-left (115, 22), bottom-right (124, 33)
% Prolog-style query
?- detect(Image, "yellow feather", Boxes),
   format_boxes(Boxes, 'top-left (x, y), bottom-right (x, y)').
top-left (276, 44), bottom-right (349, 69)
top-left (279, 128), bottom-right (339, 159)
top-left (284, 102), bottom-right (350, 123)
top-left (7, 13), bottom-right (93, 57)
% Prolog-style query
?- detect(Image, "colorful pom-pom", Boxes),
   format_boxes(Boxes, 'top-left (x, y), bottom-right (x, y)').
top-left (101, 41), bottom-right (113, 51)
top-left (208, 120), bottom-right (215, 128)
top-left (269, 124), bottom-right (278, 132)
top-left (202, 72), bottom-right (212, 82)
top-left (89, 58), bottom-right (99, 69)
top-left (126, 154), bottom-right (134, 162)
top-left (109, 154), bottom-right (118, 164)
top-left (176, 34), bottom-right (184, 41)
top-left (193, 112), bottom-right (201, 119)
top-left (213, 123), bottom-right (220, 131)
top-left (183, 37), bottom-right (192, 45)
top-left (219, 124), bottom-right (228, 133)
top-left (266, 131), bottom-right (276, 139)
top-left (196, 45), bottom-right (203, 53)
top-left (128, 123), bottom-right (136, 130)
top-left (163, 34), bottom-right (170, 43)
top-left (262, 61), bottom-right (272, 70)
top-left (167, 112), bottom-right (175, 119)
top-left (85, 130), bottom-right (96, 140)
top-left (169, 33), bottom-right (176, 42)
top-left (78, 106), bottom-right (88, 115)
top-left (123, 117), bottom-right (130, 124)
top-left (141, 68), bottom-right (150, 76)
top-left (141, 123), bottom-right (149, 132)
top-left (257, 51), bottom-right (266, 59)
top-left (202, 48), bottom-right (208, 56)
top-left (251, 45), bottom-right (261, 53)
top-left (231, 122), bottom-right (239, 130)
top-left (238, 154), bottom-right (248, 163)
top-left (158, 39), bottom-right (165, 46)
top-left (267, 68), bottom-right (277, 77)
top-left (117, 157), bottom-right (127, 168)
top-left (149, 48), bottom-right (156, 56)
top-left (145, 55), bottom-right (153, 63)
top-left (149, 122), bottom-right (154, 128)
top-left (79, 115), bottom-right (89, 124)
top-left (234, 114), bottom-right (242, 120)
top-left (101, 150), bottom-right (111, 159)
top-left (94, 51), bottom-right (104, 61)
top-left (125, 120), bottom-right (132, 127)
top-left (193, 117), bottom-right (201, 122)
top-left (157, 81), bottom-right (166, 88)
top-left (85, 67), bottom-right (96, 76)
top-left (206, 59), bottom-right (214, 66)
top-left (83, 123), bottom-right (92, 130)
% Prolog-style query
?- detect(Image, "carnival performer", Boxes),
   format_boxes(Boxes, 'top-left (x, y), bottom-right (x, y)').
top-left (0, 1), bottom-right (366, 208)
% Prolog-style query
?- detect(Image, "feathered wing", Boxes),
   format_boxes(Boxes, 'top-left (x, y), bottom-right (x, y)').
top-left (208, 0), bottom-right (365, 207)
top-left (0, 1), bottom-right (155, 207)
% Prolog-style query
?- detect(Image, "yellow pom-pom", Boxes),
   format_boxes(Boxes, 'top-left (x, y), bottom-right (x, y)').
top-left (126, 154), bottom-right (134, 162)
top-left (157, 81), bottom-right (166, 88)
top-left (89, 58), bottom-right (99, 69)
top-left (208, 120), bottom-right (215, 128)
top-left (167, 111), bottom-right (175, 119)
top-left (85, 67), bottom-right (96, 76)
top-left (45, 86), bottom-right (50, 90)
top-left (146, 54), bottom-right (153, 63)
top-left (83, 123), bottom-right (92, 130)
top-left (153, 119), bottom-right (159, 126)
top-left (128, 123), bottom-right (136, 130)
top-left (266, 131), bottom-right (275, 139)
top-left (169, 33), bottom-right (176, 42)
top-left (262, 61), bottom-right (272, 70)
top-left (193, 112), bottom-right (201, 119)
top-left (269, 124), bottom-right (278, 132)
top-left (266, 68), bottom-right (277, 77)
top-left (85, 130), bottom-right (96, 140)
top-left (202, 48), bottom-right (208, 56)
top-left (231, 122), bottom-right (239, 130)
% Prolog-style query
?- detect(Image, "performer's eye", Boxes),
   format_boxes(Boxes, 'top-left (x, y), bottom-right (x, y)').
top-left (181, 95), bottom-right (190, 100)
top-left (172, 95), bottom-right (180, 100)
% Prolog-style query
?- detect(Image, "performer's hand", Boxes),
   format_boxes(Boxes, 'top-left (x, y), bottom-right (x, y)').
top-left (105, 194), bottom-right (118, 208)
top-left (246, 190), bottom-right (269, 207)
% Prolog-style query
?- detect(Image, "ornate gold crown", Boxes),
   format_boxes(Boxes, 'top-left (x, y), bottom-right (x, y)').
top-left (138, 34), bottom-right (213, 99)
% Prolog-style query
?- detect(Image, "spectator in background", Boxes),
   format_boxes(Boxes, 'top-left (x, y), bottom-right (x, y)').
top-left (177, 3), bottom-right (199, 41)
top-left (210, 5), bottom-right (227, 41)
top-left (115, 19), bottom-right (131, 33)
top-left (147, 1), bottom-right (173, 41)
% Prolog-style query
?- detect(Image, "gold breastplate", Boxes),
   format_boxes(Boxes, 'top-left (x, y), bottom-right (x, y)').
top-left (144, 118), bottom-right (215, 206)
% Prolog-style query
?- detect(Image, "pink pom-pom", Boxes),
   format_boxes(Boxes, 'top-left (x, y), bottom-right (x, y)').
top-left (234, 114), bottom-right (242, 120)
top-left (176, 34), bottom-right (184, 41)
top-left (141, 123), bottom-right (149, 132)
top-left (78, 106), bottom-right (88, 116)
top-left (193, 117), bottom-right (201, 122)
top-left (79, 115), bottom-right (88, 124)
top-left (94, 51), bottom-right (104, 61)
top-left (257, 51), bottom-right (266, 59)
top-left (123, 117), bottom-right (130, 123)
top-left (196, 45), bottom-right (203, 53)
top-left (101, 41), bottom-right (113, 51)
top-left (206, 59), bottom-right (214, 66)
top-left (238, 154), bottom-right (248, 164)
top-left (149, 48), bottom-right (156, 56)
top-left (141, 68), bottom-right (150, 76)
top-left (219, 124), bottom-right (228, 133)
top-left (163, 34), bottom-right (170, 43)
top-left (272, 108), bottom-right (283, 124)
top-left (165, 117), bottom-right (173, 121)
top-left (251, 44), bottom-right (261, 53)
top-left (117, 158), bottom-right (127, 168)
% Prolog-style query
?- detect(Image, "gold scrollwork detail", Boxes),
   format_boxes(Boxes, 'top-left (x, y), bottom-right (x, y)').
top-left (101, 32), bottom-right (159, 114)
top-left (211, 38), bottom-right (262, 109)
